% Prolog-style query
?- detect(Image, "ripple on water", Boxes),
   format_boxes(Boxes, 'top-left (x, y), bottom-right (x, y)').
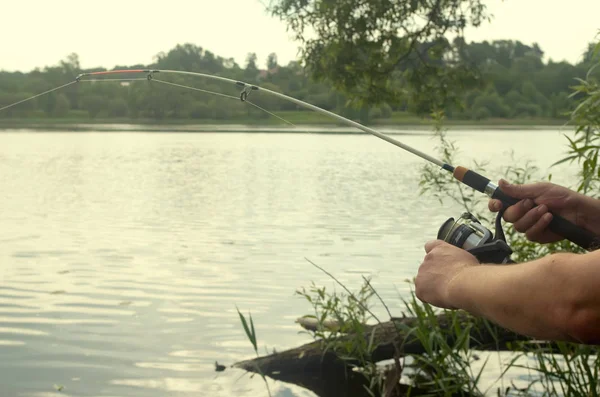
top-left (0, 131), bottom-right (576, 397)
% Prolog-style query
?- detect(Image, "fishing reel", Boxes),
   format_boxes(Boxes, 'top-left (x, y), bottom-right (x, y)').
top-left (437, 212), bottom-right (515, 264)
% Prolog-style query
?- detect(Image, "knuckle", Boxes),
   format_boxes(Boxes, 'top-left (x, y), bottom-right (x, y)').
top-left (525, 229), bottom-right (538, 241)
top-left (503, 210), bottom-right (519, 223)
top-left (513, 184), bottom-right (523, 194)
top-left (534, 182), bottom-right (549, 191)
top-left (514, 222), bottom-right (527, 233)
top-left (414, 283), bottom-right (423, 300)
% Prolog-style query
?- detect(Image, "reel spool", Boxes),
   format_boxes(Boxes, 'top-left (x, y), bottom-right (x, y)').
top-left (437, 212), bottom-right (514, 264)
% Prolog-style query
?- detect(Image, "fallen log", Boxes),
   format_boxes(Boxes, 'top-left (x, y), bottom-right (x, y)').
top-left (233, 312), bottom-right (535, 397)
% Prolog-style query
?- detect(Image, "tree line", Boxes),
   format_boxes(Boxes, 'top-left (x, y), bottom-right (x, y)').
top-left (0, 40), bottom-right (598, 124)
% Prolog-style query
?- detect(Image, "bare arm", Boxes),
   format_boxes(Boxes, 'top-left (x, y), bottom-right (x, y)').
top-left (418, 178), bottom-right (600, 344)
top-left (447, 250), bottom-right (600, 343)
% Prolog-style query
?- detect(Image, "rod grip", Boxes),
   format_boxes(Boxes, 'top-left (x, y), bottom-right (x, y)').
top-left (453, 167), bottom-right (600, 251)
top-left (491, 188), bottom-right (600, 250)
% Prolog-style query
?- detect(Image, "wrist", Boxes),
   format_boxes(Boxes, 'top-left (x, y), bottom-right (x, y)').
top-left (446, 265), bottom-right (479, 312)
top-left (577, 194), bottom-right (600, 236)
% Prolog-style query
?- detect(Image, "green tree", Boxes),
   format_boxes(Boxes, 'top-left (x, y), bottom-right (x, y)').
top-left (521, 81), bottom-right (550, 115)
top-left (108, 98), bottom-right (128, 117)
top-left (581, 41), bottom-right (600, 65)
top-left (189, 101), bottom-right (211, 119)
top-left (549, 91), bottom-right (571, 118)
top-left (0, 39), bottom-right (596, 124)
top-left (267, 0), bottom-right (489, 111)
top-left (472, 91), bottom-right (510, 118)
top-left (82, 95), bottom-right (104, 119)
top-left (266, 53), bottom-right (278, 70)
top-left (486, 63), bottom-right (513, 96)
top-left (59, 53), bottom-right (81, 77)
top-left (247, 82), bottom-right (282, 116)
top-left (154, 43), bottom-right (205, 71)
top-left (245, 53), bottom-right (258, 71)
top-left (52, 93), bottom-right (70, 117)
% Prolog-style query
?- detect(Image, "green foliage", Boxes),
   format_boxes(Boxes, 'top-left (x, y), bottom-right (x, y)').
top-left (268, 0), bottom-right (489, 111)
top-left (1, 39), bottom-right (598, 124)
top-left (82, 95), bottom-right (104, 119)
top-left (293, 268), bottom-right (517, 396)
top-left (301, 282), bottom-right (394, 396)
top-left (513, 341), bottom-right (600, 396)
top-left (420, 111), bottom-right (488, 215)
top-left (472, 92), bottom-right (510, 118)
top-left (554, 59), bottom-right (600, 196)
top-left (266, 53), bottom-right (278, 70)
top-left (245, 53), bottom-right (259, 74)
top-left (236, 306), bottom-right (272, 397)
top-left (52, 94), bottom-right (70, 117)
top-left (296, 280), bottom-right (375, 361)
top-left (472, 106), bottom-right (491, 120)
top-left (108, 98), bottom-right (128, 118)
top-left (399, 286), bottom-right (497, 397)
top-left (237, 306), bottom-right (258, 353)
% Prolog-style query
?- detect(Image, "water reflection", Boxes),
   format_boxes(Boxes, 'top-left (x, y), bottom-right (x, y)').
top-left (0, 129), bottom-right (579, 396)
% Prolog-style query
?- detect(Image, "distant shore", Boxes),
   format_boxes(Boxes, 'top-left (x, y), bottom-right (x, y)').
top-left (0, 111), bottom-right (570, 133)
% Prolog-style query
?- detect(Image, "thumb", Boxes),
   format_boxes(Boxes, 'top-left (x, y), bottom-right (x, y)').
top-left (498, 179), bottom-right (541, 199)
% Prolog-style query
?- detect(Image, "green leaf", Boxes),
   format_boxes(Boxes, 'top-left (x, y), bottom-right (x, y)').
top-left (249, 313), bottom-right (257, 351)
top-left (236, 306), bottom-right (257, 353)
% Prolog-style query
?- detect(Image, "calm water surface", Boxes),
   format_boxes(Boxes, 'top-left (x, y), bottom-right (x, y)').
top-left (0, 128), bottom-right (580, 397)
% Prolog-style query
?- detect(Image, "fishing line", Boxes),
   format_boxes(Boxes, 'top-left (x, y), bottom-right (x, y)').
top-left (1, 68), bottom-right (598, 250)
top-left (0, 80), bottom-right (78, 112)
top-left (1, 73), bottom-right (295, 126)
top-left (152, 78), bottom-right (241, 100)
top-left (156, 69), bottom-right (446, 168)
top-left (150, 78), bottom-right (295, 126)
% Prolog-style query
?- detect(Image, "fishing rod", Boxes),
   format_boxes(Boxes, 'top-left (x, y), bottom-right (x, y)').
top-left (2, 68), bottom-right (599, 252)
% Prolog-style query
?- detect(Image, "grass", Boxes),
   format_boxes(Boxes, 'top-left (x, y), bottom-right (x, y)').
top-left (236, 257), bottom-right (504, 397)
top-left (236, 306), bottom-right (272, 397)
top-left (237, 264), bottom-right (600, 397)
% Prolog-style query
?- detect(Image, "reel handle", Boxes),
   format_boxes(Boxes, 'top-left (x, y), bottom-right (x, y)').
top-left (453, 166), bottom-right (600, 251)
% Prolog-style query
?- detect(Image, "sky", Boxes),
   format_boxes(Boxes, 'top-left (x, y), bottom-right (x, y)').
top-left (1, 0), bottom-right (599, 72)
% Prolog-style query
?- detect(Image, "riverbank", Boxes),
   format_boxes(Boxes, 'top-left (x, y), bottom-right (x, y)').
top-left (0, 111), bottom-right (570, 132)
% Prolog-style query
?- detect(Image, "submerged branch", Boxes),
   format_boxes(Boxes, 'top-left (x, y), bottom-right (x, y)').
top-left (233, 312), bottom-right (535, 397)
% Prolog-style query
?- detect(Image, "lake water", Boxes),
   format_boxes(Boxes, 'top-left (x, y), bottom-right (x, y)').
top-left (0, 127), bottom-right (581, 397)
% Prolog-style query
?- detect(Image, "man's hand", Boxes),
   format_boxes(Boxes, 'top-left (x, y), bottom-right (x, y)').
top-left (415, 240), bottom-right (480, 309)
top-left (488, 179), bottom-right (591, 243)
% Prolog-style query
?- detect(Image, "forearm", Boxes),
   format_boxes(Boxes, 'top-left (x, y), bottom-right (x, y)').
top-left (448, 252), bottom-right (600, 343)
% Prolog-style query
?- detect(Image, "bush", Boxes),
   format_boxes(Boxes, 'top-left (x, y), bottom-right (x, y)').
top-left (108, 98), bottom-right (128, 118)
top-left (472, 106), bottom-right (491, 120)
top-left (52, 93), bottom-right (70, 117)
top-left (472, 93), bottom-right (510, 117)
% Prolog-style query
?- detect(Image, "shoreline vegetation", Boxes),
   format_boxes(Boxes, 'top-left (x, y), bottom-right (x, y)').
top-left (0, 111), bottom-right (569, 133)
top-left (2, 40), bottom-right (597, 135)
